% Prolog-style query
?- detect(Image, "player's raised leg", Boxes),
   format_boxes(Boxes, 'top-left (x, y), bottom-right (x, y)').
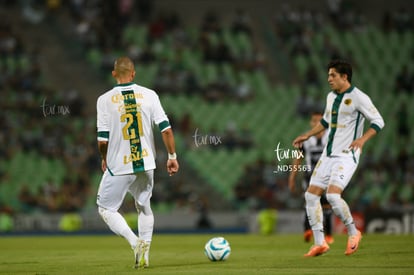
top-left (304, 188), bottom-right (330, 257)
top-left (97, 172), bottom-right (139, 250)
top-left (326, 192), bottom-right (362, 255)
top-left (98, 206), bottom-right (139, 248)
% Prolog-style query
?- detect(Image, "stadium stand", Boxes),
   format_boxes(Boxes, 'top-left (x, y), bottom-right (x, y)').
top-left (0, 0), bottom-right (413, 221)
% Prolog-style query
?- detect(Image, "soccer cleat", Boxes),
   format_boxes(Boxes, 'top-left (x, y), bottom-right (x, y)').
top-left (325, 235), bottom-right (334, 244)
top-left (304, 241), bottom-right (330, 257)
top-left (134, 240), bottom-right (150, 268)
top-left (304, 229), bottom-right (313, 243)
top-left (143, 243), bottom-right (150, 268)
top-left (345, 230), bottom-right (362, 255)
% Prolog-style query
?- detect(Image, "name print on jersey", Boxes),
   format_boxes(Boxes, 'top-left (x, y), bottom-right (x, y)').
top-left (192, 128), bottom-right (222, 147)
top-left (40, 97), bottom-right (70, 117)
top-left (111, 92), bottom-right (143, 104)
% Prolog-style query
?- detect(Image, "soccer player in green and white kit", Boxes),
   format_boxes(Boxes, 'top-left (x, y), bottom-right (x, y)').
top-left (293, 60), bottom-right (384, 257)
top-left (96, 57), bottom-right (179, 268)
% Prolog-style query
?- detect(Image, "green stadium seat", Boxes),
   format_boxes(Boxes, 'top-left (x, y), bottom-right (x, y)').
top-left (87, 48), bottom-right (102, 69)
top-left (221, 63), bottom-right (237, 87)
top-left (235, 32), bottom-right (252, 54)
top-left (293, 54), bottom-right (308, 78)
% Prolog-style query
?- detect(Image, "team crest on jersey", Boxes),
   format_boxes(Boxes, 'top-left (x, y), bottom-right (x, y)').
top-left (344, 98), bottom-right (352, 105)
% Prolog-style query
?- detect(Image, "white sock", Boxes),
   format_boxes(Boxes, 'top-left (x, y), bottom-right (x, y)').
top-left (98, 207), bottom-right (138, 248)
top-left (138, 211), bottom-right (154, 243)
top-left (305, 192), bottom-right (325, 245)
top-left (326, 193), bottom-right (357, 236)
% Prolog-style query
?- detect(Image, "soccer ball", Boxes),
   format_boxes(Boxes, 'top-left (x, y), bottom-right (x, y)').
top-left (204, 237), bottom-right (231, 261)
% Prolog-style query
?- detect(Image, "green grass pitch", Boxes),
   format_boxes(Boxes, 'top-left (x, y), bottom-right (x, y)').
top-left (1, 233), bottom-right (413, 274)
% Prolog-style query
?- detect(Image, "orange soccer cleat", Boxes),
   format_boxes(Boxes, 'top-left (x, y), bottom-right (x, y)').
top-left (325, 235), bottom-right (334, 244)
top-left (304, 229), bottom-right (313, 243)
top-left (345, 230), bottom-right (362, 255)
top-left (304, 241), bottom-right (330, 257)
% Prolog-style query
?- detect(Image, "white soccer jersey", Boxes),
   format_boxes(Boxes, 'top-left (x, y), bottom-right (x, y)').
top-left (320, 85), bottom-right (384, 159)
top-left (97, 82), bottom-right (170, 175)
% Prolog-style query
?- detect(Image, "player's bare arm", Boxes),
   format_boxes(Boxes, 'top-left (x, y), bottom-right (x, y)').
top-left (161, 128), bottom-right (179, 176)
top-left (293, 122), bottom-right (325, 148)
top-left (98, 140), bottom-right (108, 172)
top-left (288, 157), bottom-right (302, 193)
top-left (349, 127), bottom-right (378, 152)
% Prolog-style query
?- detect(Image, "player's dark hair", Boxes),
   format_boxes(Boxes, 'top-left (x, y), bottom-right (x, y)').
top-left (328, 60), bottom-right (352, 83)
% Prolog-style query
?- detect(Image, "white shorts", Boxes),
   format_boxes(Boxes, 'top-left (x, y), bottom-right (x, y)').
top-left (97, 170), bottom-right (154, 212)
top-left (309, 155), bottom-right (358, 191)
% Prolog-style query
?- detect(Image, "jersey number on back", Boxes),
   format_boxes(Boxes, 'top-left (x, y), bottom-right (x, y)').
top-left (120, 112), bottom-right (143, 140)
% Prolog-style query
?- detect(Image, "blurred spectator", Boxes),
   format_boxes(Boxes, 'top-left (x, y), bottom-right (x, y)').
top-left (290, 28), bottom-right (312, 57)
top-left (396, 148), bottom-right (409, 182)
top-left (238, 125), bottom-right (254, 149)
top-left (396, 102), bottom-right (410, 144)
top-left (381, 11), bottom-right (393, 32)
top-left (233, 75), bottom-right (253, 102)
top-left (66, 89), bottom-right (84, 117)
top-left (178, 112), bottom-right (195, 136)
top-left (201, 10), bottom-right (221, 34)
top-left (59, 177), bottom-right (87, 212)
top-left (135, 0), bottom-right (154, 23)
top-left (237, 46), bottom-right (266, 72)
top-left (117, 0), bottom-right (134, 28)
top-left (192, 194), bottom-right (212, 229)
top-left (394, 65), bottom-right (413, 94)
top-left (153, 59), bottom-right (178, 94)
top-left (234, 159), bottom-right (265, 205)
top-left (148, 13), bottom-right (167, 41)
top-left (215, 39), bottom-right (233, 63)
top-left (200, 34), bottom-right (216, 62)
top-left (221, 121), bottom-right (253, 151)
top-left (326, 0), bottom-right (343, 27)
top-left (22, 0), bottom-right (46, 24)
top-left (234, 158), bottom-right (281, 210)
top-left (183, 70), bottom-right (201, 95)
top-left (393, 7), bottom-right (414, 33)
top-left (320, 35), bottom-right (341, 60)
top-left (304, 64), bottom-right (320, 87)
top-left (296, 88), bottom-right (314, 118)
top-left (18, 184), bottom-right (40, 212)
top-left (137, 45), bottom-right (156, 64)
top-left (204, 74), bottom-right (231, 102)
top-left (231, 9), bottom-right (253, 36)
top-left (39, 178), bottom-right (60, 212)
top-left (178, 112), bottom-right (196, 149)
top-left (221, 121), bottom-right (237, 151)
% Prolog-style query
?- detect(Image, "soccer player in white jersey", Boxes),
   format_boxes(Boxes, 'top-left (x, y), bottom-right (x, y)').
top-left (96, 57), bottom-right (179, 268)
top-left (288, 111), bottom-right (334, 244)
top-left (293, 60), bottom-right (384, 257)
